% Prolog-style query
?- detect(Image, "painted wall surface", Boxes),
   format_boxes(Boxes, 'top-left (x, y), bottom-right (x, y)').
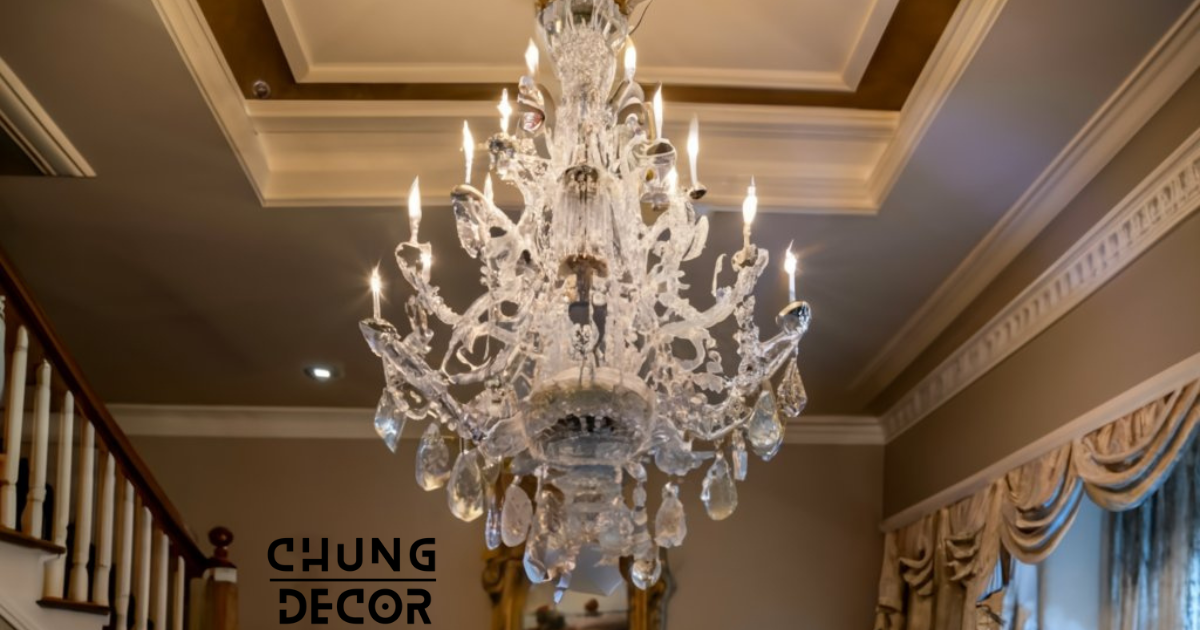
top-left (132, 437), bottom-right (883, 629)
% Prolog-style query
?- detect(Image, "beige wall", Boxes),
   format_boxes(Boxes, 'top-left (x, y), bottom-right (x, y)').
top-left (133, 437), bottom-right (883, 629)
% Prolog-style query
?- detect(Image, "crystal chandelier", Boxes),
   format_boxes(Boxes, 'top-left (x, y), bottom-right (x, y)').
top-left (360, 0), bottom-right (811, 595)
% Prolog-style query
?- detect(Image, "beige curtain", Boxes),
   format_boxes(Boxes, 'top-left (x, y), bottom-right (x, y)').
top-left (874, 379), bottom-right (1200, 629)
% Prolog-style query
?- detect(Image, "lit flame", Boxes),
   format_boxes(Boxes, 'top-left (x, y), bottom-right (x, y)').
top-left (498, 89), bottom-right (512, 133)
top-left (624, 40), bottom-right (637, 80)
top-left (687, 115), bottom-right (700, 184)
top-left (742, 177), bottom-right (758, 225)
top-left (462, 121), bottom-right (475, 182)
top-left (407, 176), bottom-right (422, 240)
top-left (784, 243), bottom-right (797, 276)
top-left (525, 40), bottom-right (539, 76)
top-left (370, 266), bottom-right (382, 295)
top-left (652, 86), bottom-right (664, 138)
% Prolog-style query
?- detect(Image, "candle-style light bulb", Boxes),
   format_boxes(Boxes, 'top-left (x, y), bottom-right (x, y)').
top-left (687, 115), bottom-right (700, 187)
top-left (498, 89), bottom-right (512, 134)
top-left (742, 177), bottom-right (758, 247)
top-left (624, 40), bottom-right (637, 80)
top-left (525, 40), bottom-right (539, 77)
top-left (484, 174), bottom-right (494, 203)
top-left (420, 251), bottom-right (433, 272)
top-left (462, 121), bottom-right (475, 184)
top-left (784, 241), bottom-right (798, 303)
top-left (407, 177), bottom-right (422, 242)
top-left (652, 85), bottom-right (664, 139)
top-left (369, 266), bottom-right (382, 320)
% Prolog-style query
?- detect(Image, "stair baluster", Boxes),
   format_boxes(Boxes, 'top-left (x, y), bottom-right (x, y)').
top-left (134, 504), bottom-right (151, 630)
top-left (43, 391), bottom-right (75, 598)
top-left (23, 361), bottom-right (51, 537)
top-left (1, 327), bottom-right (29, 528)
top-left (69, 421), bottom-right (95, 601)
top-left (94, 450), bottom-right (116, 605)
top-left (114, 478), bottom-right (135, 630)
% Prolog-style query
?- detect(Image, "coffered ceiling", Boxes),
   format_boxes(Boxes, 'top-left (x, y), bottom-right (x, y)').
top-left (0, 0), bottom-right (1197, 434)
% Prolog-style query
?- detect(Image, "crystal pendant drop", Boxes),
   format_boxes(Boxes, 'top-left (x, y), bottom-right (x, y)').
top-left (524, 525), bottom-right (551, 583)
top-left (701, 454), bottom-right (737, 521)
top-left (414, 424), bottom-right (452, 491)
top-left (501, 481), bottom-right (534, 546)
top-left (654, 483), bottom-right (687, 548)
top-left (447, 449), bottom-right (485, 522)
top-left (746, 388), bottom-right (784, 461)
top-left (374, 391), bottom-right (404, 453)
top-left (778, 359), bottom-right (809, 417)
top-left (484, 487), bottom-right (502, 550)
top-left (730, 431), bottom-right (748, 481)
top-left (630, 552), bottom-right (662, 590)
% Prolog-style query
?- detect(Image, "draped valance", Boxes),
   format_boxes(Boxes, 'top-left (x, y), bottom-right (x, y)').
top-left (874, 379), bottom-right (1200, 630)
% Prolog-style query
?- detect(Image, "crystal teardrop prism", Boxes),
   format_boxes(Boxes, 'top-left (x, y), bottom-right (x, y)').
top-left (414, 424), bottom-right (452, 491)
top-left (778, 359), bottom-right (809, 417)
top-left (484, 487), bottom-right (502, 550)
top-left (501, 481), bottom-right (534, 546)
top-left (746, 388), bottom-right (784, 461)
top-left (654, 483), bottom-right (687, 548)
top-left (447, 449), bottom-right (485, 522)
top-left (374, 391), bottom-right (404, 453)
top-left (523, 526), bottom-right (551, 583)
top-left (701, 454), bottom-right (737, 520)
top-left (730, 431), bottom-right (748, 481)
top-left (630, 553), bottom-right (662, 590)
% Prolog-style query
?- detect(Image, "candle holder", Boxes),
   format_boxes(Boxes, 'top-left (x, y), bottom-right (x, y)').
top-left (776, 300), bottom-right (812, 335)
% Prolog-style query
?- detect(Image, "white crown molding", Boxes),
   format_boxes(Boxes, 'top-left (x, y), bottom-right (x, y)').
top-left (262, 0), bottom-right (899, 92)
top-left (852, 0), bottom-right (1200, 403)
top-left (151, 0), bottom-right (999, 212)
top-left (110, 403), bottom-right (883, 445)
top-left (881, 351), bottom-right (1200, 530)
top-left (0, 57), bottom-right (94, 178)
top-left (880, 124), bottom-right (1200, 440)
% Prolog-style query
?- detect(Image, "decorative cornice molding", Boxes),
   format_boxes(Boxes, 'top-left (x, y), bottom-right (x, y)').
top-left (853, 0), bottom-right (1200, 403)
top-left (110, 403), bottom-right (883, 445)
top-left (881, 125), bottom-right (1200, 440)
top-left (881, 351), bottom-right (1200, 530)
top-left (0, 57), bottom-right (94, 178)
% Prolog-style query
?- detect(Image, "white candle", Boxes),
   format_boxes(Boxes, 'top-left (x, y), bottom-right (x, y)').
top-left (624, 40), bottom-right (637, 81)
top-left (370, 267), bottom-right (382, 320)
top-left (687, 115), bottom-right (700, 187)
top-left (462, 121), bottom-right (475, 184)
top-left (652, 86), bottom-right (664, 139)
top-left (741, 177), bottom-right (757, 247)
top-left (525, 40), bottom-right (539, 78)
top-left (498, 89), bottom-right (512, 134)
top-left (784, 243), bottom-right (797, 303)
top-left (407, 177), bottom-right (422, 242)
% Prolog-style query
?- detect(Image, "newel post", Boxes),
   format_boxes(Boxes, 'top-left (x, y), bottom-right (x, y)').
top-left (190, 527), bottom-right (238, 630)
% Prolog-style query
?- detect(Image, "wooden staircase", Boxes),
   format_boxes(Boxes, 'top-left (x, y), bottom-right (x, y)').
top-left (0, 247), bottom-right (237, 630)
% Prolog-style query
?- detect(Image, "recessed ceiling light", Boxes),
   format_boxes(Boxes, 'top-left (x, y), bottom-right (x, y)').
top-left (305, 366), bottom-right (336, 381)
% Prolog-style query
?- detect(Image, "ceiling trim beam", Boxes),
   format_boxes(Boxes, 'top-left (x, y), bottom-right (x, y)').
top-left (0, 57), bottom-right (94, 178)
top-left (110, 404), bottom-right (884, 445)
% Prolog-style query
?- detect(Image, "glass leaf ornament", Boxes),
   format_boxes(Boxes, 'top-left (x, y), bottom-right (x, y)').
top-left (374, 390), bottom-right (404, 453)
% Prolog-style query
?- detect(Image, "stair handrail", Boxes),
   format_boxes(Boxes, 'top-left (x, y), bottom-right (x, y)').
top-left (0, 247), bottom-right (205, 570)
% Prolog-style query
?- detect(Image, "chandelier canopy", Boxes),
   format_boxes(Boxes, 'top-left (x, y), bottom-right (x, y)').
top-left (361, 0), bottom-right (811, 596)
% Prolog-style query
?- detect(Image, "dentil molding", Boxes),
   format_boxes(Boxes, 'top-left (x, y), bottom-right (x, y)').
top-left (881, 125), bottom-right (1200, 440)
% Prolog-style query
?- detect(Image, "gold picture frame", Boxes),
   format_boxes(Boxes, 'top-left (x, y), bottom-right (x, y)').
top-left (483, 545), bottom-right (672, 630)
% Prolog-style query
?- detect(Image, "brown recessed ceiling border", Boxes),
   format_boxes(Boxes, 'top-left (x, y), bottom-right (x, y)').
top-left (196, 0), bottom-right (960, 110)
